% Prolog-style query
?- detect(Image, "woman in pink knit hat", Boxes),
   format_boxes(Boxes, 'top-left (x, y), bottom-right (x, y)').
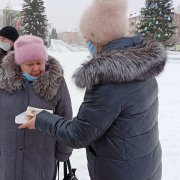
top-left (20, 0), bottom-right (166, 180)
top-left (0, 35), bottom-right (72, 180)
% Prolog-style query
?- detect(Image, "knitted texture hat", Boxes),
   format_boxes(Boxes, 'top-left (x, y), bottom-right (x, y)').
top-left (14, 35), bottom-right (48, 65)
top-left (0, 26), bottom-right (19, 42)
top-left (80, 0), bottom-right (128, 45)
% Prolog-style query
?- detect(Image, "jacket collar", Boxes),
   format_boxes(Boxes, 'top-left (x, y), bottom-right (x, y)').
top-left (73, 37), bottom-right (167, 89)
top-left (0, 51), bottom-right (64, 101)
top-left (101, 36), bottom-right (144, 52)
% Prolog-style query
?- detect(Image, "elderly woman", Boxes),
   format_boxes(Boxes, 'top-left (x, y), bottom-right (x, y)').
top-left (0, 35), bottom-right (72, 180)
top-left (19, 0), bottom-right (168, 179)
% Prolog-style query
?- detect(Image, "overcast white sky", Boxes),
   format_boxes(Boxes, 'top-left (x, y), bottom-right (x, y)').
top-left (0, 0), bottom-right (179, 32)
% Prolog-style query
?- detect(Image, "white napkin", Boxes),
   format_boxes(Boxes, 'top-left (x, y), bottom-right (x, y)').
top-left (15, 111), bottom-right (27, 124)
top-left (15, 106), bottom-right (53, 124)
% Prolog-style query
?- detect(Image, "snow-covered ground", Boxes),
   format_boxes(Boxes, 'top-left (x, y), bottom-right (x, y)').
top-left (48, 49), bottom-right (180, 180)
top-left (158, 60), bottom-right (180, 180)
top-left (167, 50), bottom-right (180, 60)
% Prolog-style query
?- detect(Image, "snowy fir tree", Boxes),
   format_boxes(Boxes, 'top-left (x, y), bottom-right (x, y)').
top-left (48, 27), bottom-right (59, 46)
top-left (50, 28), bottom-right (59, 40)
top-left (22, 0), bottom-right (48, 45)
top-left (137, 0), bottom-right (176, 45)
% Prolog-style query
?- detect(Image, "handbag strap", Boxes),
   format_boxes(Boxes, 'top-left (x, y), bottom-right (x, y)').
top-left (53, 159), bottom-right (76, 180)
top-left (64, 159), bottom-right (73, 178)
top-left (53, 160), bottom-right (59, 180)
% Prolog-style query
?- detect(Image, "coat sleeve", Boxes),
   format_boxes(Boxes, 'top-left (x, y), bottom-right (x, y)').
top-left (54, 79), bottom-right (73, 161)
top-left (36, 84), bottom-right (121, 149)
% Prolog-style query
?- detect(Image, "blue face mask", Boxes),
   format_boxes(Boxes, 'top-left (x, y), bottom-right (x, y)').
top-left (23, 72), bottom-right (38, 82)
top-left (0, 41), bottom-right (12, 51)
top-left (86, 41), bottom-right (97, 57)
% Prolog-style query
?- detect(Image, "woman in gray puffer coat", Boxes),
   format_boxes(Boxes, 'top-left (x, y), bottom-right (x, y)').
top-left (0, 35), bottom-right (72, 180)
top-left (20, 0), bottom-right (167, 180)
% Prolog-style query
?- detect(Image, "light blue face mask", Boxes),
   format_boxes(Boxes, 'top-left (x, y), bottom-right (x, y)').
top-left (23, 72), bottom-right (38, 82)
top-left (86, 41), bottom-right (97, 57)
top-left (0, 41), bottom-right (12, 51)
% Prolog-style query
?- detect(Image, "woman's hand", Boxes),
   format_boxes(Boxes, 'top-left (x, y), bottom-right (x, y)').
top-left (19, 116), bottom-right (36, 129)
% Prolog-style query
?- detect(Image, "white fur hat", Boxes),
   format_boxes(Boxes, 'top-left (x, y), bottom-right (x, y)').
top-left (80, 0), bottom-right (128, 45)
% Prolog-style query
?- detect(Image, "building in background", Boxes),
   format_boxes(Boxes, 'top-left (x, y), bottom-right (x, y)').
top-left (58, 31), bottom-right (85, 46)
top-left (127, 13), bottom-right (140, 36)
top-left (0, 8), bottom-right (22, 33)
top-left (175, 6), bottom-right (180, 42)
top-left (127, 10), bottom-right (180, 46)
top-left (0, 9), bottom-right (3, 28)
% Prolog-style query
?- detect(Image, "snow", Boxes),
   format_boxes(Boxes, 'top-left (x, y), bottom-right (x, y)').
top-left (167, 51), bottom-right (180, 60)
top-left (158, 61), bottom-right (180, 180)
top-left (49, 39), bottom-right (87, 53)
top-left (49, 39), bottom-right (75, 53)
top-left (48, 48), bottom-right (180, 180)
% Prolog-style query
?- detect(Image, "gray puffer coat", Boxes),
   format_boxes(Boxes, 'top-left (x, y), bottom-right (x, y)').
top-left (0, 52), bottom-right (72, 180)
top-left (36, 37), bottom-right (167, 180)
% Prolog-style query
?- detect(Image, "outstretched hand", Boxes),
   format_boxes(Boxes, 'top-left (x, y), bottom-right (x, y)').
top-left (19, 116), bottom-right (36, 129)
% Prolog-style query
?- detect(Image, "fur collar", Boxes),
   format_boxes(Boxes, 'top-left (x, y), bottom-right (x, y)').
top-left (0, 51), bottom-right (64, 101)
top-left (73, 42), bottom-right (167, 89)
top-left (0, 49), bottom-right (7, 65)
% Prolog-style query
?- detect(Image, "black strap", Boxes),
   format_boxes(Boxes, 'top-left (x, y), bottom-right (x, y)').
top-left (64, 159), bottom-right (77, 180)
top-left (53, 160), bottom-right (59, 180)
top-left (64, 161), bottom-right (68, 178)
top-left (53, 159), bottom-right (77, 180)
top-left (64, 159), bottom-right (73, 178)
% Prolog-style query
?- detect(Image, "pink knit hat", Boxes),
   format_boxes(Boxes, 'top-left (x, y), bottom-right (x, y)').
top-left (80, 0), bottom-right (128, 45)
top-left (14, 35), bottom-right (48, 65)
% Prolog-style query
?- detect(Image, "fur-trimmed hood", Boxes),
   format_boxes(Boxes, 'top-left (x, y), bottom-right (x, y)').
top-left (73, 41), bottom-right (167, 89)
top-left (0, 49), bottom-right (7, 64)
top-left (0, 51), bottom-right (64, 101)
